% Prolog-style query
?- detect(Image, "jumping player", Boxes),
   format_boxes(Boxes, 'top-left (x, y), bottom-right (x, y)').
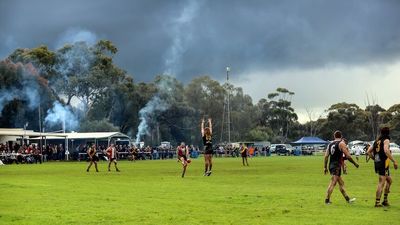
top-left (86, 144), bottom-right (99, 172)
top-left (201, 118), bottom-right (213, 176)
top-left (106, 144), bottom-right (120, 172)
top-left (324, 131), bottom-right (359, 204)
top-left (367, 127), bottom-right (398, 207)
top-left (240, 143), bottom-right (249, 166)
top-left (177, 142), bottom-right (190, 178)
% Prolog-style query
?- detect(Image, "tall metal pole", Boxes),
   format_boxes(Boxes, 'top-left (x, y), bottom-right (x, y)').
top-left (38, 104), bottom-right (43, 157)
top-left (226, 66), bottom-right (231, 143)
top-left (63, 118), bottom-right (68, 157)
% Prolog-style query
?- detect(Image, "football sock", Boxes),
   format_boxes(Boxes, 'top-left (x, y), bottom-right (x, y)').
top-left (383, 194), bottom-right (388, 202)
top-left (345, 196), bottom-right (350, 202)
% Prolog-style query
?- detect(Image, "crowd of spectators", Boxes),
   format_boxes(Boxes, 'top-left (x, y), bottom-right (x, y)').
top-left (0, 142), bottom-right (271, 165)
top-left (0, 142), bottom-right (65, 164)
top-left (74, 144), bottom-right (201, 161)
top-left (214, 145), bottom-right (271, 157)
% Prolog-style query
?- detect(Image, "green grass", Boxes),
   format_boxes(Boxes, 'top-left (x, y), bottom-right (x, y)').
top-left (0, 156), bottom-right (399, 225)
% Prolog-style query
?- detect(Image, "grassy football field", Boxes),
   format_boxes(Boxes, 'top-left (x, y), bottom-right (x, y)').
top-left (0, 156), bottom-right (399, 225)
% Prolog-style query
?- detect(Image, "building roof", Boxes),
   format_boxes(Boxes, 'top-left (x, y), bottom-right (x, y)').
top-left (64, 132), bottom-right (129, 140)
top-left (0, 128), bottom-right (67, 137)
top-left (31, 132), bottom-right (130, 140)
top-left (0, 129), bottom-right (129, 140)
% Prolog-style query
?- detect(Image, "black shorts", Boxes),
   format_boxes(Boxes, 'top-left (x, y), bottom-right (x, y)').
top-left (375, 163), bottom-right (390, 176)
top-left (110, 157), bottom-right (117, 161)
top-left (90, 155), bottom-right (99, 162)
top-left (329, 166), bottom-right (341, 177)
top-left (241, 152), bottom-right (247, 157)
top-left (204, 150), bottom-right (214, 155)
top-left (204, 145), bottom-right (213, 155)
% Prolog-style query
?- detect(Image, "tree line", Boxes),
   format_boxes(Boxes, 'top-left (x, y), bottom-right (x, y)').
top-left (0, 40), bottom-right (399, 145)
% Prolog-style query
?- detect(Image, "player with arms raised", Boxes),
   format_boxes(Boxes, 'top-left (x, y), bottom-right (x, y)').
top-left (201, 118), bottom-right (213, 176)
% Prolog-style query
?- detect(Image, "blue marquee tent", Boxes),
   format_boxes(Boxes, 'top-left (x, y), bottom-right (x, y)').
top-left (291, 136), bottom-right (329, 145)
top-left (291, 137), bottom-right (329, 156)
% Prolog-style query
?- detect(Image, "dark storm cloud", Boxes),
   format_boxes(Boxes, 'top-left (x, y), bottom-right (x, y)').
top-left (1, 0), bottom-right (400, 82)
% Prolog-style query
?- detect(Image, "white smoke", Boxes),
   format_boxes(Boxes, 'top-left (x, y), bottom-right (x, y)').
top-left (0, 29), bottom-right (97, 130)
top-left (135, 77), bottom-right (177, 143)
top-left (55, 42), bottom-right (94, 83)
top-left (22, 82), bottom-right (40, 110)
top-left (51, 28), bottom-right (98, 120)
top-left (135, 0), bottom-right (203, 142)
top-left (54, 29), bottom-right (97, 82)
top-left (0, 35), bottom-right (18, 59)
top-left (55, 28), bottom-right (98, 49)
top-left (135, 96), bottom-right (168, 143)
top-left (0, 89), bottom-right (19, 112)
top-left (163, 0), bottom-right (203, 75)
top-left (0, 69), bottom-right (41, 114)
top-left (47, 28), bottom-right (99, 131)
top-left (44, 101), bottom-right (79, 131)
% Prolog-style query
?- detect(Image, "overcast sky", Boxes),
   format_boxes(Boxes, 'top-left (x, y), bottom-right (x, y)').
top-left (1, 0), bottom-right (399, 122)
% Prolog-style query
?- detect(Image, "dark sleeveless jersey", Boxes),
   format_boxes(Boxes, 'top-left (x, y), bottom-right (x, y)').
top-left (372, 138), bottom-right (388, 165)
top-left (203, 134), bottom-right (212, 146)
top-left (328, 141), bottom-right (342, 169)
top-left (89, 148), bottom-right (95, 155)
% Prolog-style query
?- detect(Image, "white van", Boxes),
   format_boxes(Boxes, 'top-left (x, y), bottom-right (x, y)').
top-left (390, 143), bottom-right (400, 154)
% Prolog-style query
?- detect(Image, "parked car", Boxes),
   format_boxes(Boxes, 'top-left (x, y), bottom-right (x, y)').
top-left (270, 144), bottom-right (277, 153)
top-left (390, 143), bottom-right (400, 154)
top-left (301, 145), bottom-right (313, 155)
top-left (275, 144), bottom-right (290, 156)
top-left (350, 145), bottom-right (366, 155)
top-left (285, 144), bottom-right (294, 154)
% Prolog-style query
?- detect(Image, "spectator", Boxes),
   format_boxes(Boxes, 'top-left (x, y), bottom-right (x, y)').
top-left (53, 145), bottom-right (58, 160)
top-left (218, 146), bottom-right (224, 157)
top-left (33, 145), bottom-right (42, 164)
top-left (152, 147), bottom-right (159, 160)
top-left (248, 146), bottom-right (254, 157)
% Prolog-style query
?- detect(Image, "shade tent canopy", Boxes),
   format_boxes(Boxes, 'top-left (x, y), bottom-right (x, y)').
top-left (38, 132), bottom-right (130, 140)
top-left (28, 132), bottom-right (131, 153)
top-left (67, 132), bottom-right (129, 140)
top-left (292, 137), bottom-right (329, 145)
top-left (0, 128), bottom-right (67, 138)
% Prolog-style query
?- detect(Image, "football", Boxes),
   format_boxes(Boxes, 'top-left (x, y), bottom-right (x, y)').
top-left (187, 159), bottom-right (192, 163)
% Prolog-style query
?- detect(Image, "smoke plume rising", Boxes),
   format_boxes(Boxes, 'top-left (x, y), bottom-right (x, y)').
top-left (163, 0), bottom-right (203, 76)
top-left (0, 63), bottom-right (41, 114)
top-left (135, 77), bottom-right (177, 143)
top-left (135, 96), bottom-right (168, 143)
top-left (135, 0), bottom-right (203, 143)
top-left (44, 101), bottom-right (79, 131)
